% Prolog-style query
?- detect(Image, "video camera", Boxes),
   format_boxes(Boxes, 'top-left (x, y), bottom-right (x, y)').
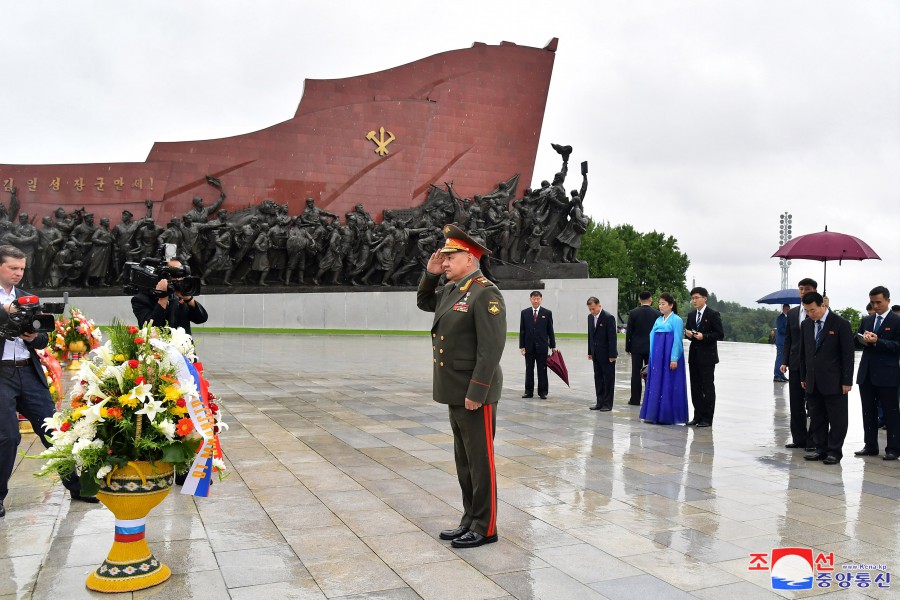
top-left (123, 258), bottom-right (202, 298)
top-left (0, 294), bottom-right (67, 340)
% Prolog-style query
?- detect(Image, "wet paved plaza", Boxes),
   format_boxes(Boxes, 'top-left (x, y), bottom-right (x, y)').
top-left (2, 333), bottom-right (899, 599)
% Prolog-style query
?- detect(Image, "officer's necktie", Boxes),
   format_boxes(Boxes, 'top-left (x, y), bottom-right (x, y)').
top-left (696, 311), bottom-right (702, 326)
top-left (874, 315), bottom-right (883, 332)
top-left (534, 309), bottom-right (538, 321)
top-left (815, 320), bottom-right (823, 345)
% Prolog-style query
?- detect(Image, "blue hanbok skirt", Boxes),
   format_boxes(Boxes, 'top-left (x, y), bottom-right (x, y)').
top-left (639, 331), bottom-right (689, 425)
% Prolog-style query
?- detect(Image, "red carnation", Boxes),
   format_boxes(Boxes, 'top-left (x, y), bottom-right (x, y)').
top-left (134, 377), bottom-right (146, 385)
top-left (128, 326), bottom-right (139, 334)
top-left (210, 403), bottom-right (219, 414)
top-left (176, 398), bottom-right (186, 408)
top-left (59, 422), bottom-right (71, 432)
top-left (127, 359), bottom-right (139, 369)
top-left (134, 337), bottom-right (146, 345)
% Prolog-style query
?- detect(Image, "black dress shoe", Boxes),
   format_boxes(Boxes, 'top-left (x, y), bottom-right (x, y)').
top-left (451, 530), bottom-right (498, 548)
top-left (805, 446), bottom-right (817, 452)
top-left (521, 394), bottom-right (533, 398)
top-left (883, 453), bottom-right (898, 461)
top-left (823, 455), bottom-right (841, 465)
top-left (539, 395), bottom-right (547, 399)
top-left (439, 525), bottom-right (469, 540)
top-left (695, 421), bottom-right (711, 428)
top-left (71, 492), bottom-right (100, 504)
top-left (854, 447), bottom-right (879, 457)
top-left (598, 406), bottom-right (612, 412)
top-left (0, 502), bottom-right (5, 517)
top-left (589, 405), bottom-right (602, 410)
top-left (804, 453), bottom-right (826, 461)
top-left (686, 419), bottom-right (697, 426)
top-left (627, 401), bottom-right (641, 406)
top-left (785, 443), bottom-right (804, 449)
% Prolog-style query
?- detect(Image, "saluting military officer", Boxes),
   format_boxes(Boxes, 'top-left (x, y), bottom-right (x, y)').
top-left (417, 224), bottom-right (506, 549)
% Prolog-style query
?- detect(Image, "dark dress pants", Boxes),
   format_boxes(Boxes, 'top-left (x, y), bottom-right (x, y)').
top-left (1, 365), bottom-right (80, 503)
top-left (689, 361), bottom-right (716, 424)
top-left (592, 358), bottom-right (615, 409)
top-left (787, 374), bottom-right (808, 445)
top-left (859, 379), bottom-right (900, 454)
top-left (448, 403), bottom-right (497, 537)
top-left (807, 384), bottom-right (848, 459)
top-left (630, 352), bottom-right (649, 404)
top-left (524, 348), bottom-right (548, 396)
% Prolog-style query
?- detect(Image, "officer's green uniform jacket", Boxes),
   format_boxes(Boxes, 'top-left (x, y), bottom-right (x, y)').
top-left (417, 269), bottom-right (506, 405)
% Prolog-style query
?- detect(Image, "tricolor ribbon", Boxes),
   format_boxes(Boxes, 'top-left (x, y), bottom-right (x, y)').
top-left (149, 339), bottom-right (223, 497)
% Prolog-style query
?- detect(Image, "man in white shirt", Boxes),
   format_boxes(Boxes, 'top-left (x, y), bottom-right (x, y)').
top-left (0, 245), bottom-right (96, 517)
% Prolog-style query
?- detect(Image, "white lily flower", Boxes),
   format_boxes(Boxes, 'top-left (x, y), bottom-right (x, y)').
top-left (129, 382), bottom-right (154, 404)
top-left (135, 398), bottom-right (165, 422)
top-left (43, 413), bottom-right (63, 432)
top-left (96, 464), bottom-right (113, 479)
top-left (212, 457), bottom-right (227, 471)
top-left (83, 398), bottom-right (110, 424)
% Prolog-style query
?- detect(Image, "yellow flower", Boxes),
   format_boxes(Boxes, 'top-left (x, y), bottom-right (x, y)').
top-left (162, 385), bottom-right (182, 402)
top-left (100, 407), bottom-right (109, 418)
top-left (118, 394), bottom-right (139, 409)
top-left (114, 354), bottom-right (126, 362)
top-left (170, 405), bottom-right (188, 416)
top-left (71, 407), bottom-right (86, 420)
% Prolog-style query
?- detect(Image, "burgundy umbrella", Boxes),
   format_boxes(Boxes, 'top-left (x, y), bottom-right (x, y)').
top-left (771, 226), bottom-right (880, 295)
top-left (545, 350), bottom-right (570, 387)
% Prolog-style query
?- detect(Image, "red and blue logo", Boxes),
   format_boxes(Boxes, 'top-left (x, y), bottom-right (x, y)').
top-left (770, 547), bottom-right (814, 590)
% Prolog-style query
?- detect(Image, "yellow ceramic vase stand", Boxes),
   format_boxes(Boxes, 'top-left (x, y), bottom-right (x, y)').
top-left (66, 340), bottom-right (87, 371)
top-left (85, 461), bottom-right (174, 592)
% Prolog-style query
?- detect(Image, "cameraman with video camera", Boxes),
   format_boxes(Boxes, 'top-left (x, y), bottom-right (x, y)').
top-left (0, 245), bottom-right (96, 517)
top-left (130, 256), bottom-right (208, 335)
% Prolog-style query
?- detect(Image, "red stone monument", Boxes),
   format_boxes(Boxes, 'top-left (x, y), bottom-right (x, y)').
top-left (1, 38), bottom-right (558, 224)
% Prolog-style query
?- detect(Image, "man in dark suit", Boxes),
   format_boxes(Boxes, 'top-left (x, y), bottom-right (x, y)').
top-left (685, 287), bottom-right (724, 427)
top-left (0, 245), bottom-right (96, 518)
top-left (519, 291), bottom-right (556, 399)
top-left (780, 278), bottom-right (818, 450)
top-left (417, 225), bottom-right (506, 549)
top-left (854, 286), bottom-right (900, 460)
top-left (587, 296), bottom-right (617, 411)
top-left (625, 291), bottom-right (659, 406)
top-left (800, 292), bottom-right (854, 464)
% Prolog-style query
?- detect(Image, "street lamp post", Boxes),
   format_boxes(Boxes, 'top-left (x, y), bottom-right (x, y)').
top-left (779, 212), bottom-right (792, 290)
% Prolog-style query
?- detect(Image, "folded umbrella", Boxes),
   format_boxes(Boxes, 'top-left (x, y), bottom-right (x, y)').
top-left (545, 349), bottom-right (570, 387)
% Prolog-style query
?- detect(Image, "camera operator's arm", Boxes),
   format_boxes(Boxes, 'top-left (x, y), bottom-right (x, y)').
top-left (177, 293), bottom-right (208, 325)
top-left (131, 280), bottom-right (172, 328)
top-left (20, 331), bottom-right (49, 350)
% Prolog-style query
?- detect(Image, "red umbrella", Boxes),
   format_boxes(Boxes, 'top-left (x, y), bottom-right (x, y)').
top-left (545, 350), bottom-right (570, 387)
top-left (771, 226), bottom-right (880, 295)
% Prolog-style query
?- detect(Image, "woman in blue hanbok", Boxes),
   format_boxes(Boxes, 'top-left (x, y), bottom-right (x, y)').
top-left (640, 292), bottom-right (689, 425)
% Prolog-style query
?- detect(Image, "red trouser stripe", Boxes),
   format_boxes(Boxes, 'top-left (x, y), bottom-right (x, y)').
top-left (483, 403), bottom-right (497, 536)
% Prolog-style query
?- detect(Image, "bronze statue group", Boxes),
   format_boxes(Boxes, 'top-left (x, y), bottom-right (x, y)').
top-left (0, 144), bottom-right (590, 291)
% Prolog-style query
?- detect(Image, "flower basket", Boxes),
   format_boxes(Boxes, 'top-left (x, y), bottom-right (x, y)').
top-left (34, 317), bottom-right (227, 592)
top-left (85, 461), bottom-right (174, 592)
top-left (52, 307), bottom-right (101, 366)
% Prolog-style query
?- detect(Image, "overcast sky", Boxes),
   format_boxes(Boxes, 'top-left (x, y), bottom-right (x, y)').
top-left (2, 1), bottom-right (898, 310)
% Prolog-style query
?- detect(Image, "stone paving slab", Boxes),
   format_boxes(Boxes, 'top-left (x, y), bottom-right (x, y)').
top-left (1, 334), bottom-right (898, 599)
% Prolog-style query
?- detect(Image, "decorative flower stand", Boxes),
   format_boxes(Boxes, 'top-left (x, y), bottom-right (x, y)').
top-left (86, 461), bottom-right (174, 593)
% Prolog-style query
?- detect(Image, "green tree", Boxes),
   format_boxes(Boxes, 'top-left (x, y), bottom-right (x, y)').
top-left (580, 219), bottom-right (690, 320)
top-left (835, 307), bottom-right (861, 333)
